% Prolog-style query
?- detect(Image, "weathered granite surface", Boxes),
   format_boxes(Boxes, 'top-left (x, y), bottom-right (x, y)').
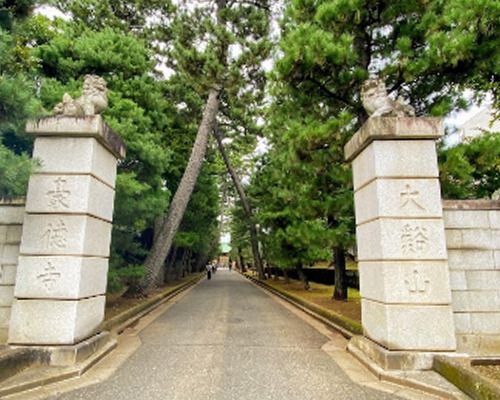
top-left (8, 115), bottom-right (123, 346)
top-left (27, 115), bottom-right (125, 160)
top-left (346, 117), bottom-right (456, 361)
top-left (345, 117), bottom-right (443, 162)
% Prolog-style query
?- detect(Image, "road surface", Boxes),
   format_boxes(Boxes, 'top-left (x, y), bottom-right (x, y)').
top-left (44, 270), bottom-right (404, 400)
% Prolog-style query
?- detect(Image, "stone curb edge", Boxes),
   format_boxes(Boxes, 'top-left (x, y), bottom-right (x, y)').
top-left (0, 348), bottom-right (36, 383)
top-left (0, 340), bottom-right (117, 398)
top-left (0, 273), bottom-right (204, 398)
top-left (433, 356), bottom-right (500, 400)
top-left (347, 341), bottom-right (462, 400)
top-left (242, 274), bottom-right (362, 337)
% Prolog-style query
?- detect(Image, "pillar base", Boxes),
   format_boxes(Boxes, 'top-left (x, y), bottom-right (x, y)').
top-left (9, 331), bottom-right (113, 366)
top-left (348, 335), bottom-right (460, 370)
top-left (8, 296), bottom-right (105, 345)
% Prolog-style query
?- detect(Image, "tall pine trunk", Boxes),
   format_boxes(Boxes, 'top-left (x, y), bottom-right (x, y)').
top-left (332, 246), bottom-right (347, 300)
top-left (237, 246), bottom-right (245, 272)
top-left (214, 128), bottom-right (265, 280)
top-left (167, 245), bottom-right (178, 271)
top-left (139, 88), bottom-right (220, 292)
top-left (195, 252), bottom-right (210, 272)
top-left (296, 264), bottom-right (309, 290)
top-left (283, 268), bottom-right (290, 284)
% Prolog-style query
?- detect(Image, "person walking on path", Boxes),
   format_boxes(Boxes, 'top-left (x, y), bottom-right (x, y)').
top-left (206, 263), bottom-right (212, 280)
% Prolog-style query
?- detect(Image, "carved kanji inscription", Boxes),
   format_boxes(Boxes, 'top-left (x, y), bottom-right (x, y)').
top-left (36, 262), bottom-right (61, 292)
top-left (404, 269), bottom-right (430, 294)
top-left (41, 219), bottom-right (68, 249)
top-left (400, 184), bottom-right (425, 211)
top-left (46, 177), bottom-right (71, 210)
top-left (401, 223), bottom-right (429, 254)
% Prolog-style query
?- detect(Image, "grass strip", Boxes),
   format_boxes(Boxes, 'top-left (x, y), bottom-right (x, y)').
top-left (246, 274), bottom-right (362, 335)
top-left (434, 356), bottom-right (500, 400)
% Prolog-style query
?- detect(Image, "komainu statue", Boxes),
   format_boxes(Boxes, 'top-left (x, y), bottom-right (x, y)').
top-left (361, 78), bottom-right (415, 118)
top-left (53, 75), bottom-right (108, 116)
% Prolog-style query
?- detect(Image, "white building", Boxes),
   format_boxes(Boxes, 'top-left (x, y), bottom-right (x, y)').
top-left (457, 105), bottom-right (500, 142)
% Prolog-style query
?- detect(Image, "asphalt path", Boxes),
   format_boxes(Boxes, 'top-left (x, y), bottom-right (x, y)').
top-left (46, 270), bottom-right (401, 400)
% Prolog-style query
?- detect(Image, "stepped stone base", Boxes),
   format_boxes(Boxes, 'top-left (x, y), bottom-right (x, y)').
top-left (9, 331), bottom-right (112, 367)
top-left (348, 335), bottom-right (461, 371)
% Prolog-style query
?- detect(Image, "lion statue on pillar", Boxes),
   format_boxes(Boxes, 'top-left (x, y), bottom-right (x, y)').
top-left (53, 75), bottom-right (108, 116)
top-left (361, 77), bottom-right (415, 118)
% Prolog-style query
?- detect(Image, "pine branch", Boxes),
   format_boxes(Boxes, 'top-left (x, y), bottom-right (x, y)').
top-left (307, 77), bottom-right (356, 109)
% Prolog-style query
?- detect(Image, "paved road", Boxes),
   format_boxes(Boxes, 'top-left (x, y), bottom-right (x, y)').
top-left (47, 271), bottom-right (401, 400)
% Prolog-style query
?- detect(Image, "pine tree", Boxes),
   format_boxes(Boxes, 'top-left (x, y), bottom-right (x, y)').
top-left (260, 0), bottom-right (499, 299)
top-left (34, 21), bottom-right (176, 287)
top-left (0, 0), bottom-right (42, 197)
top-left (142, 0), bottom-right (272, 289)
top-left (439, 132), bottom-right (500, 200)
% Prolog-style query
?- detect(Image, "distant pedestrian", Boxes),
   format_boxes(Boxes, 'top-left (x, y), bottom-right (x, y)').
top-left (206, 263), bottom-right (212, 280)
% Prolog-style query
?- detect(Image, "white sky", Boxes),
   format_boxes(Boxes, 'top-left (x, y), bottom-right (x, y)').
top-left (34, 4), bottom-right (69, 20)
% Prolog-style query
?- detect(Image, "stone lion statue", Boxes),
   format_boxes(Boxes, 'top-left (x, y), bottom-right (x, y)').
top-left (361, 77), bottom-right (415, 118)
top-left (53, 75), bottom-right (108, 116)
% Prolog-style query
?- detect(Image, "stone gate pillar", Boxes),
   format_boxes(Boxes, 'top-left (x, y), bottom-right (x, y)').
top-left (8, 116), bottom-right (125, 357)
top-left (345, 117), bottom-right (456, 370)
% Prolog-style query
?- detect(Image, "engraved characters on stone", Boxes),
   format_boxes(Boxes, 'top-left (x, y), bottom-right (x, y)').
top-left (46, 177), bottom-right (71, 210)
top-left (400, 184), bottom-right (425, 211)
top-left (41, 219), bottom-right (68, 249)
top-left (405, 269), bottom-right (430, 294)
top-left (401, 223), bottom-right (429, 254)
top-left (36, 262), bottom-right (61, 292)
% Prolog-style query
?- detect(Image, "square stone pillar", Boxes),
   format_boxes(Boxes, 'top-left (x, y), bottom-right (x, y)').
top-left (345, 117), bottom-right (456, 370)
top-left (8, 116), bottom-right (125, 347)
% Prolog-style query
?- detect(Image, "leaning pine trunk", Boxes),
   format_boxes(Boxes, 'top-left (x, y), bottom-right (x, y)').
top-left (296, 264), bottom-right (309, 290)
top-left (138, 88), bottom-right (220, 293)
top-left (214, 128), bottom-right (265, 280)
top-left (332, 246), bottom-right (347, 300)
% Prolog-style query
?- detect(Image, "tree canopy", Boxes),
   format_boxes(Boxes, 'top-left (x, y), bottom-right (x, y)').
top-left (0, 0), bottom-right (498, 296)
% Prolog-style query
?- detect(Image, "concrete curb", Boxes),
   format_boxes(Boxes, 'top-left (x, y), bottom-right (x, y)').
top-left (347, 340), bottom-right (466, 399)
top-left (0, 339), bottom-right (117, 398)
top-left (0, 274), bottom-right (203, 397)
top-left (243, 274), bottom-right (362, 337)
top-left (0, 348), bottom-right (37, 383)
top-left (434, 356), bottom-right (500, 400)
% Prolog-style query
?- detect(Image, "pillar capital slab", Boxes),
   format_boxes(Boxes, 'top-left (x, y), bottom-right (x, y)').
top-left (344, 117), bottom-right (443, 162)
top-left (26, 115), bottom-right (126, 159)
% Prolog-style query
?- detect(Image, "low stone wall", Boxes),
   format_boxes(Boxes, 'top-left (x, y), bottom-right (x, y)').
top-left (0, 199), bottom-right (25, 343)
top-left (443, 200), bottom-right (500, 355)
